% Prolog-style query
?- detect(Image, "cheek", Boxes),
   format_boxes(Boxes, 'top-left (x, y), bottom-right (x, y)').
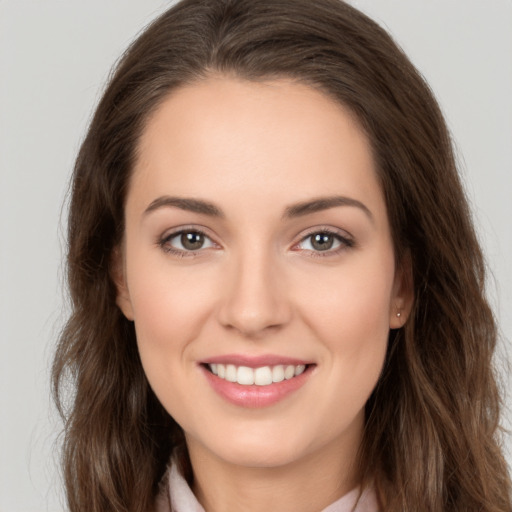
top-left (298, 254), bottom-right (394, 401)
top-left (126, 264), bottom-right (214, 423)
top-left (124, 249), bottom-right (218, 375)
top-left (302, 254), bottom-right (395, 341)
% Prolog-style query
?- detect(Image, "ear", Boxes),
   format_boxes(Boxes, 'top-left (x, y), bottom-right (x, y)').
top-left (110, 245), bottom-right (135, 321)
top-left (389, 250), bottom-right (414, 329)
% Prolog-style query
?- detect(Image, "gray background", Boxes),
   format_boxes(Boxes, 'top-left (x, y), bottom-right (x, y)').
top-left (1, 1), bottom-right (511, 510)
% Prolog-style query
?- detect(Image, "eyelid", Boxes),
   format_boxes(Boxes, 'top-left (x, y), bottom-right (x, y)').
top-left (157, 224), bottom-right (354, 257)
top-left (291, 226), bottom-right (355, 255)
top-left (157, 224), bottom-right (221, 256)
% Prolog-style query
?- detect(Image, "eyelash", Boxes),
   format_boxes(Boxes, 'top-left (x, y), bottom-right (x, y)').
top-left (157, 227), bottom-right (354, 258)
top-left (293, 227), bottom-right (354, 258)
top-left (158, 226), bottom-right (217, 257)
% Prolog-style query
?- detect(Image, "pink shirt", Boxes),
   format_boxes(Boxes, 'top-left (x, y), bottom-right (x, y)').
top-left (155, 461), bottom-right (379, 512)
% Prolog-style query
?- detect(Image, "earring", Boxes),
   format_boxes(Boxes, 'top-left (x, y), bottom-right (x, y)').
top-left (396, 312), bottom-right (401, 318)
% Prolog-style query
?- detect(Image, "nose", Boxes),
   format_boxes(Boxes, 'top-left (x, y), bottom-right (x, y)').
top-left (217, 249), bottom-right (292, 338)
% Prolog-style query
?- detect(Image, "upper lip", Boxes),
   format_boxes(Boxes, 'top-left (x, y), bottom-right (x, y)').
top-left (201, 354), bottom-right (313, 368)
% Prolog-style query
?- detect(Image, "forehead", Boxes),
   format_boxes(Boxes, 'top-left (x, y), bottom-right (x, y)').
top-left (131, 76), bottom-right (385, 222)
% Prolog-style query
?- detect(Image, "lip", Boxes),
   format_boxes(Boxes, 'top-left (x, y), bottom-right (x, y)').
top-left (202, 353), bottom-right (312, 368)
top-left (200, 358), bottom-right (314, 408)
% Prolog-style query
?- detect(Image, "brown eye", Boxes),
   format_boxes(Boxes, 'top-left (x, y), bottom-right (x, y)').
top-left (310, 233), bottom-right (335, 251)
top-left (180, 232), bottom-right (205, 250)
top-left (295, 230), bottom-right (353, 254)
top-left (160, 229), bottom-right (215, 254)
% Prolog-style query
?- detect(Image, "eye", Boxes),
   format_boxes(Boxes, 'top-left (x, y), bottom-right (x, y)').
top-left (160, 229), bottom-right (216, 254)
top-left (295, 230), bottom-right (353, 254)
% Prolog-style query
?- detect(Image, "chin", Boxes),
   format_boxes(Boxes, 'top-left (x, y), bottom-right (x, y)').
top-left (193, 425), bottom-right (321, 470)
top-left (216, 443), bottom-right (305, 469)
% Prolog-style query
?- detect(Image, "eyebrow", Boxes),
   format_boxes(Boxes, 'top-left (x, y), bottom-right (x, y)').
top-left (284, 196), bottom-right (373, 222)
top-left (143, 194), bottom-right (373, 222)
top-left (144, 196), bottom-right (224, 217)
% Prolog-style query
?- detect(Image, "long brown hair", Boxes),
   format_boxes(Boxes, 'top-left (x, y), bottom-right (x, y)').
top-left (53, 0), bottom-right (511, 510)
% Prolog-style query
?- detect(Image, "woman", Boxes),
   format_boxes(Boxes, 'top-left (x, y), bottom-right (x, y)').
top-left (52, 0), bottom-right (512, 510)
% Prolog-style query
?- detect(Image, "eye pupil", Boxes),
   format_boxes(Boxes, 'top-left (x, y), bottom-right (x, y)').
top-left (311, 233), bottom-right (334, 251)
top-left (181, 232), bottom-right (204, 250)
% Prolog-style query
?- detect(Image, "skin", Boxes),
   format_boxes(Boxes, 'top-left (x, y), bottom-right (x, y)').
top-left (115, 76), bottom-right (412, 512)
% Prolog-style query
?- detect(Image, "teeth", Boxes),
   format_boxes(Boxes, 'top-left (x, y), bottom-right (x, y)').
top-left (254, 366), bottom-right (272, 386)
top-left (272, 365), bottom-right (285, 383)
top-left (225, 364), bottom-right (237, 382)
top-left (284, 365), bottom-right (295, 380)
top-left (237, 366), bottom-right (255, 385)
top-left (294, 364), bottom-right (306, 376)
top-left (207, 363), bottom-right (308, 386)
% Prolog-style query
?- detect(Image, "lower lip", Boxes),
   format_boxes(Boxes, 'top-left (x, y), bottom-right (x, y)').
top-left (201, 365), bottom-right (313, 408)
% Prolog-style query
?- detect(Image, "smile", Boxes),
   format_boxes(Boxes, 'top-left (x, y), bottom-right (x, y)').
top-left (201, 359), bottom-right (314, 408)
top-left (208, 363), bottom-right (307, 386)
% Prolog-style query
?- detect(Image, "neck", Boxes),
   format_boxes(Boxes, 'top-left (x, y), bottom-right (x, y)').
top-left (186, 419), bottom-right (363, 512)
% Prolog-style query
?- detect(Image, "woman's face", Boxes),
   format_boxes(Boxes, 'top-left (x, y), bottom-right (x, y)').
top-left (116, 77), bottom-right (410, 472)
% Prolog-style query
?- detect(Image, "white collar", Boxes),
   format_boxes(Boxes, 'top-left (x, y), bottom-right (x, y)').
top-left (156, 458), bottom-right (379, 512)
